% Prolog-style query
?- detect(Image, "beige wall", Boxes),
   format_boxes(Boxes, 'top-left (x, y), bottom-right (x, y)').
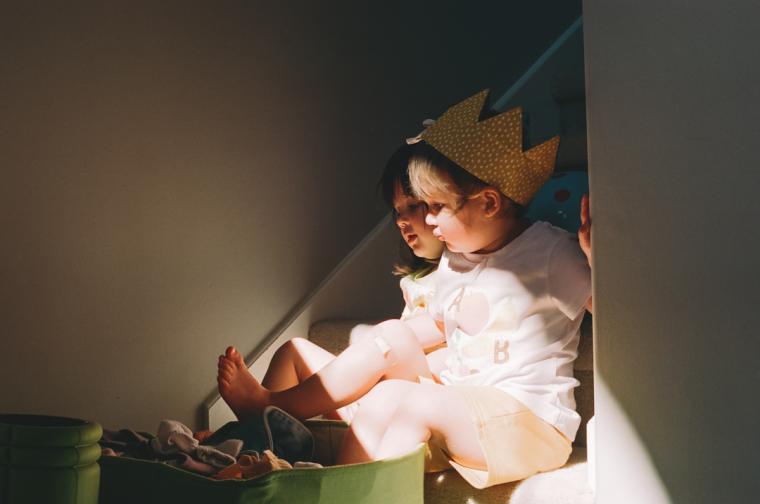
top-left (0, 2), bottom-right (581, 431)
top-left (584, 1), bottom-right (760, 502)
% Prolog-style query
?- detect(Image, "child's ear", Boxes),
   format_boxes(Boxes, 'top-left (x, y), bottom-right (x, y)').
top-left (481, 188), bottom-right (503, 218)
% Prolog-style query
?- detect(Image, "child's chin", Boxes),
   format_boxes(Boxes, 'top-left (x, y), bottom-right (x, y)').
top-left (446, 243), bottom-right (477, 254)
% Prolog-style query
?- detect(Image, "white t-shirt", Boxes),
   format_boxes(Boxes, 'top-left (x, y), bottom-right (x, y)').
top-left (432, 221), bottom-right (591, 441)
top-left (400, 269), bottom-right (439, 321)
top-left (350, 270), bottom-right (440, 347)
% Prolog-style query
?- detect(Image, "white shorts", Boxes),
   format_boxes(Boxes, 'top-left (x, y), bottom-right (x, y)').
top-left (426, 385), bottom-right (572, 489)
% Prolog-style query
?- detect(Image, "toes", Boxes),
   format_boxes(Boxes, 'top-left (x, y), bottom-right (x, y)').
top-left (226, 346), bottom-right (244, 364)
top-left (218, 363), bottom-right (234, 380)
top-left (233, 351), bottom-right (246, 368)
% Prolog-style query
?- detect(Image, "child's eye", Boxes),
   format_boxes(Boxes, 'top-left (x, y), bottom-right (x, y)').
top-left (429, 203), bottom-right (444, 213)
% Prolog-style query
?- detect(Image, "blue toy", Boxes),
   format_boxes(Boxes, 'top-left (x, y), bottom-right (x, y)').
top-left (526, 171), bottom-right (588, 232)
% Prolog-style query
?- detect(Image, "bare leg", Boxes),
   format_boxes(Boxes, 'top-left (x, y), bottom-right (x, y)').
top-left (263, 337), bottom-right (446, 391)
top-left (337, 380), bottom-right (486, 471)
top-left (261, 337), bottom-right (336, 391)
top-left (336, 380), bottom-right (410, 463)
top-left (338, 348), bottom-right (451, 455)
top-left (260, 337), bottom-right (354, 421)
top-left (218, 319), bottom-right (432, 420)
top-left (424, 346), bottom-right (450, 381)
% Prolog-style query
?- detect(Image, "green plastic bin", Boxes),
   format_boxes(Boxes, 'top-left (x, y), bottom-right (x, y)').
top-left (0, 414), bottom-right (102, 504)
top-left (99, 420), bottom-right (424, 504)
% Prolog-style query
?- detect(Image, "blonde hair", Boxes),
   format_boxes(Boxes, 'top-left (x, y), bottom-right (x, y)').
top-left (407, 143), bottom-right (486, 210)
top-left (408, 142), bottom-right (527, 217)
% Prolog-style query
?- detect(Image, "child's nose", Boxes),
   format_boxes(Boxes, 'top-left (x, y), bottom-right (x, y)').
top-left (396, 213), bottom-right (410, 228)
top-left (425, 212), bottom-right (436, 226)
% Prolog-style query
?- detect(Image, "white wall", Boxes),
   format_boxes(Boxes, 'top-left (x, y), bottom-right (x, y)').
top-left (208, 216), bottom-right (403, 429)
top-left (0, 2), bottom-right (582, 431)
top-left (584, 1), bottom-right (760, 502)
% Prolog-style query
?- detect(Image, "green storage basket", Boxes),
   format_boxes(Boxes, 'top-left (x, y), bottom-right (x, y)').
top-left (99, 420), bottom-right (424, 504)
top-left (0, 414), bottom-right (102, 504)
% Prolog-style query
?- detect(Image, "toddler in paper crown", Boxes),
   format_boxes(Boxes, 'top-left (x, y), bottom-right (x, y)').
top-left (217, 90), bottom-right (592, 488)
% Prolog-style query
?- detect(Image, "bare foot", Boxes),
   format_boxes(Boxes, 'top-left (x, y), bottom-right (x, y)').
top-left (217, 346), bottom-right (270, 421)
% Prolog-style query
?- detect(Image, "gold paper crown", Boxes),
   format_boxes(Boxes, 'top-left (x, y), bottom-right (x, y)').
top-left (420, 89), bottom-right (559, 206)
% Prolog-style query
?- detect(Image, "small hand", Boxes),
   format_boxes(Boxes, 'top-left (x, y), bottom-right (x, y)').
top-left (578, 193), bottom-right (592, 266)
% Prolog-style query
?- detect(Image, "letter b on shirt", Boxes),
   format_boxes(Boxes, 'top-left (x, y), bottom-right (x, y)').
top-left (493, 338), bottom-right (509, 364)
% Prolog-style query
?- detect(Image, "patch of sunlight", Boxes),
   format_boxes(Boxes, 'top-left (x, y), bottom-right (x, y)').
top-left (593, 377), bottom-right (671, 504)
top-left (509, 462), bottom-right (593, 504)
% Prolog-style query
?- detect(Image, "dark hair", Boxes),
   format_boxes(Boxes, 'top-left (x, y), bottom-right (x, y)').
top-left (378, 143), bottom-right (439, 278)
top-left (379, 143), bottom-right (413, 207)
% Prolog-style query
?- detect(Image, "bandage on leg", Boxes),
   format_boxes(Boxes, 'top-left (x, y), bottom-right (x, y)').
top-left (373, 334), bottom-right (398, 365)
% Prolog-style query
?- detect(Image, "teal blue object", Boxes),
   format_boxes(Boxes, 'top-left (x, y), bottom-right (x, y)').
top-left (526, 171), bottom-right (588, 232)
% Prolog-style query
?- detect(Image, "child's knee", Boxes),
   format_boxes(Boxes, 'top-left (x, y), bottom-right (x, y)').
top-left (371, 320), bottom-right (419, 357)
top-left (348, 323), bottom-right (375, 346)
top-left (358, 380), bottom-right (411, 416)
top-left (397, 389), bottom-right (438, 422)
top-left (364, 379), bottom-right (410, 404)
top-left (278, 337), bottom-right (307, 357)
top-left (373, 390), bottom-right (439, 444)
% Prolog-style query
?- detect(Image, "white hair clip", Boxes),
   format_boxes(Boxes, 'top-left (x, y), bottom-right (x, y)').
top-left (405, 119), bottom-right (436, 145)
